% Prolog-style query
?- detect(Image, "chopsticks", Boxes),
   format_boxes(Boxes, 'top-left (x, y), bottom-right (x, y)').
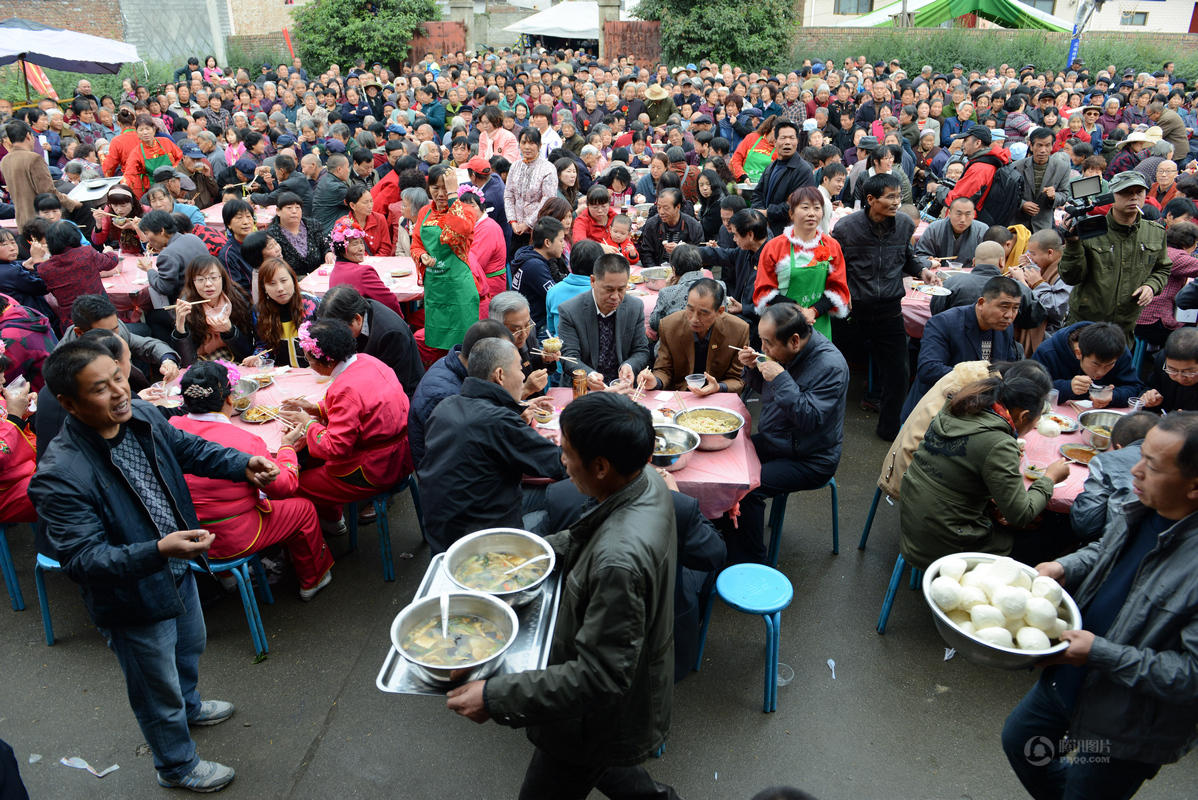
top-left (254, 406), bottom-right (296, 429)
top-left (530, 348), bottom-right (578, 364)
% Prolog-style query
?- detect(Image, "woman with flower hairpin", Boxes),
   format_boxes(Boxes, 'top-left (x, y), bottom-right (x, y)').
top-left (170, 360), bottom-right (334, 600)
top-left (278, 319), bottom-right (411, 536)
top-left (411, 163), bottom-right (479, 356)
top-left (328, 217), bottom-right (405, 318)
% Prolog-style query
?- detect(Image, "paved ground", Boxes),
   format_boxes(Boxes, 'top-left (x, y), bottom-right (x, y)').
top-left (2, 380), bottom-right (1196, 800)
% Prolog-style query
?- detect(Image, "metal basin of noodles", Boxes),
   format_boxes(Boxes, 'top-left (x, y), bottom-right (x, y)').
top-left (673, 407), bottom-right (745, 451)
top-left (444, 528), bottom-right (555, 608)
top-left (390, 590), bottom-right (518, 686)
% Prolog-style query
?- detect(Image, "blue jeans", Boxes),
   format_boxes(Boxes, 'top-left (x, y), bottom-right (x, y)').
top-left (1001, 676), bottom-right (1159, 800)
top-left (100, 572), bottom-right (205, 780)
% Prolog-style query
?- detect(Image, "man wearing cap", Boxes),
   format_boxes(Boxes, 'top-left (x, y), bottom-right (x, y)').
top-left (943, 124), bottom-right (1012, 220)
top-left (153, 165), bottom-right (197, 205)
top-left (644, 84), bottom-right (677, 129)
top-left (1060, 170), bottom-right (1171, 335)
top-left (176, 144), bottom-right (220, 210)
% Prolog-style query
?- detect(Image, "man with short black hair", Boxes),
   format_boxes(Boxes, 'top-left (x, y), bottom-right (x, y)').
top-left (1032, 321), bottom-right (1142, 407)
top-left (316, 285), bottom-right (423, 397)
top-left (915, 197), bottom-right (989, 269)
top-left (751, 120), bottom-right (815, 236)
top-left (511, 216), bottom-right (566, 335)
top-left (1071, 411), bottom-right (1159, 541)
top-left (1140, 327), bottom-right (1198, 412)
top-left (59, 294), bottom-right (180, 383)
top-left (313, 153), bottom-right (351, 235)
top-left (698, 207), bottom-right (768, 341)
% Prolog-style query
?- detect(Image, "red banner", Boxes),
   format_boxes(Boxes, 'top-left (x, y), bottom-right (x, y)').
top-left (19, 62), bottom-right (58, 101)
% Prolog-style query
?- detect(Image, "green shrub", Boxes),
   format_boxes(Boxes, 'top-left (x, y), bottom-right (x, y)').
top-left (292, 0), bottom-right (439, 74)
top-left (635, 0), bottom-right (799, 69)
top-left (0, 61), bottom-right (175, 105)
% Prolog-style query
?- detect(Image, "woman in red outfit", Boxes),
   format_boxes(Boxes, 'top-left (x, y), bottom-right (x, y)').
top-left (170, 361), bottom-right (334, 599)
top-left (0, 347), bottom-right (37, 524)
top-left (279, 319), bottom-right (410, 536)
top-left (328, 217), bottom-right (404, 318)
top-left (345, 184), bottom-right (394, 257)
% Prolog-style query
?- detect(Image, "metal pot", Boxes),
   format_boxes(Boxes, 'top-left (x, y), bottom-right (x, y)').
top-left (672, 407), bottom-right (745, 451)
top-left (650, 424), bottom-right (700, 472)
top-left (444, 528), bottom-right (555, 608)
top-left (230, 379), bottom-right (258, 414)
top-left (922, 553), bottom-right (1082, 670)
top-left (390, 590), bottom-right (518, 686)
top-left (1078, 409), bottom-right (1125, 451)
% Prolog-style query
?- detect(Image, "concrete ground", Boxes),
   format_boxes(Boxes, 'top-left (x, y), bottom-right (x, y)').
top-left (2, 380), bottom-right (1196, 800)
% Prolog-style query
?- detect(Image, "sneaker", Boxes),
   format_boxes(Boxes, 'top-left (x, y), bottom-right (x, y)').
top-left (358, 505), bottom-right (377, 524)
top-left (189, 699), bottom-right (235, 727)
top-left (299, 570), bottom-right (333, 601)
top-left (156, 759), bottom-right (235, 792)
top-left (321, 517), bottom-right (348, 537)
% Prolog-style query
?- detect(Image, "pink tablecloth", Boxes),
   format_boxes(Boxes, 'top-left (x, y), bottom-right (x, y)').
top-left (153, 366), bottom-right (331, 454)
top-left (900, 267), bottom-right (973, 339)
top-left (202, 203), bottom-right (275, 231)
top-left (1020, 404), bottom-right (1094, 513)
top-left (105, 256), bottom-right (154, 323)
top-left (545, 387), bottom-right (761, 519)
top-left (298, 256), bottom-right (423, 303)
top-left (0, 218), bottom-right (16, 230)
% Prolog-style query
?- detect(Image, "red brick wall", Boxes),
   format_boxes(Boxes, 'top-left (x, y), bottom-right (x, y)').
top-left (6, 0), bottom-right (124, 41)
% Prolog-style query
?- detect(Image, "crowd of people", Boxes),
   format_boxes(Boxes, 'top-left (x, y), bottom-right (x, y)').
top-left (1, 45), bottom-right (1198, 799)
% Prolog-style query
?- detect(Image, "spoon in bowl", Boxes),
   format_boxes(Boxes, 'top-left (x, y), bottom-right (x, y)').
top-left (503, 553), bottom-right (552, 576)
top-left (440, 592), bottom-right (449, 640)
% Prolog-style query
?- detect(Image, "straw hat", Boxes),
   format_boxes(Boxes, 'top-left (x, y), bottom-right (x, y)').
top-left (645, 84), bottom-right (670, 102)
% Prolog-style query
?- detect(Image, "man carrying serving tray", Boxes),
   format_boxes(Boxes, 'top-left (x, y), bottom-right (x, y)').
top-left (447, 392), bottom-right (680, 800)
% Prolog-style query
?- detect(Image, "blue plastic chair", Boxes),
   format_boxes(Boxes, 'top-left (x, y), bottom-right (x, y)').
top-left (765, 477), bottom-right (839, 567)
top-left (695, 563), bottom-right (793, 712)
top-left (346, 474), bottom-right (425, 583)
top-left (188, 555), bottom-right (273, 657)
top-left (34, 553), bottom-right (62, 645)
top-left (858, 487), bottom-right (896, 551)
top-left (876, 553), bottom-right (924, 635)
top-left (0, 525), bottom-right (24, 611)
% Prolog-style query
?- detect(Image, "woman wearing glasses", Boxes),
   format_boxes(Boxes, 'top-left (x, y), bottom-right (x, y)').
top-left (170, 256), bottom-right (254, 365)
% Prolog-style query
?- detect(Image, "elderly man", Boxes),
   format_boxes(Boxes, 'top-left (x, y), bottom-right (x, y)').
top-left (418, 337), bottom-right (564, 553)
top-left (639, 278), bottom-right (749, 395)
top-left (1014, 127), bottom-right (1071, 232)
top-left (312, 153), bottom-right (351, 235)
top-left (488, 291), bottom-right (557, 397)
top-left (30, 340), bottom-right (281, 793)
top-left (175, 143), bottom-right (220, 210)
top-left (1, 120), bottom-right (79, 227)
top-left (558, 253), bottom-right (652, 392)
top-left (639, 188), bottom-right (703, 268)
top-left (1146, 101), bottom-right (1189, 163)
top-left (915, 197), bottom-right (989, 269)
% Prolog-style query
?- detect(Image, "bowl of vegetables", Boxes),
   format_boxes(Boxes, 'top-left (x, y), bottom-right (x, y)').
top-left (650, 424), bottom-right (700, 472)
top-left (391, 590), bottom-right (519, 686)
top-left (922, 552), bottom-right (1082, 670)
top-left (1078, 409), bottom-right (1125, 451)
top-left (444, 528), bottom-right (555, 608)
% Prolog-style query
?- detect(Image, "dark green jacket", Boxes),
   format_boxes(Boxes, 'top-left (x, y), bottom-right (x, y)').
top-left (485, 467), bottom-right (676, 767)
top-left (900, 406), bottom-right (1053, 570)
top-left (1059, 212), bottom-right (1171, 335)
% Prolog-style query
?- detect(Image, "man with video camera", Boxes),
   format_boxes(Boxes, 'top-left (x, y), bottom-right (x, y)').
top-left (1059, 171), bottom-right (1172, 336)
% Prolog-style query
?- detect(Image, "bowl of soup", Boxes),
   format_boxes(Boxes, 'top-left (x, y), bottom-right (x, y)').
top-left (1078, 409), bottom-right (1125, 451)
top-left (445, 528), bottom-right (555, 608)
top-left (639, 266), bottom-right (672, 291)
top-left (651, 423), bottom-right (700, 471)
top-left (391, 590), bottom-right (519, 685)
top-left (673, 407), bottom-right (745, 451)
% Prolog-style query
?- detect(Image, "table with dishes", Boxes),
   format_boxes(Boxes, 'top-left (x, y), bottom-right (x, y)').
top-left (298, 256), bottom-right (424, 303)
top-left (104, 255), bottom-right (157, 323)
top-left (1018, 402), bottom-right (1111, 514)
top-left (145, 365), bottom-right (331, 453)
top-left (201, 202), bottom-right (275, 231)
top-left (542, 387), bottom-right (761, 519)
top-left (900, 265), bottom-right (970, 338)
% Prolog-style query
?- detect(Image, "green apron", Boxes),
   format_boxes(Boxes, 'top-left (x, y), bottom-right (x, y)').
top-left (140, 142), bottom-right (173, 178)
top-left (418, 207), bottom-right (480, 350)
top-left (776, 244), bottom-right (831, 339)
top-left (742, 135), bottom-right (776, 183)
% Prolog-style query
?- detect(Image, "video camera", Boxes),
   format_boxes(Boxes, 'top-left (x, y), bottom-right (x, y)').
top-left (919, 174), bottom-right (956, 220)
top-left (1057, 175), bottom-right (1113, 240)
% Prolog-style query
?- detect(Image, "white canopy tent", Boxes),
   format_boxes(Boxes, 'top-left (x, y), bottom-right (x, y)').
top-left (503, 1), bottom-right (638, 40)
top-left (0, 17), bottom-right (142, 73)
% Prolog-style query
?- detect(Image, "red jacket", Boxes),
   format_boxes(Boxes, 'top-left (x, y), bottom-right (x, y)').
top-left (363, 210), bottom-right (394, 257)
top-left (0, 403), bottom-right (36, 524)
top-left (329, 259), bottom-right (404, 318)
top-left (753, 229), bottom-right (850, 319)
top-left (944, 145), bottom-right (1010, 212)
top-left (572, 208), bottom-right (612, 243)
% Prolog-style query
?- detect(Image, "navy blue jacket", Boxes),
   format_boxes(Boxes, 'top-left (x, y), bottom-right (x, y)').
top-left (29, 400), bottom-right (251, 628)
top-left (481, 173), bottom-right (511, 251)
top-left (1032, 321), bottom-right (1142, 407)
top-left (407, 345), bottom-right (467, 469)
top-left (511, 246), bottom-right (555, 333)
top-left (903, 304), bottom-right (1024, 420)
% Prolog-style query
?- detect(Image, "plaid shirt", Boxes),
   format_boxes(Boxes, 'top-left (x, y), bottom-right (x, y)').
top-left (781, 99), bottom-right (807, 125)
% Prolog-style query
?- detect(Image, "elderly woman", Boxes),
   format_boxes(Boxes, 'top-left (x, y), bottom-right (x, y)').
top-left (899, 360), bottom-right (1069, 569)
top-left (265, 191), bottom-right (333, 276)
top-left (143, 185), bottom-right (203, 228)
top-left (412, 164), bottom-right (480, 355)
top-left (394, 186), bottom-right (428, 258)
top-left (345, 184), bottom-right (393, 257)
top-left (503, 127), bottom-right (557, 251)
top-left (279, 319), bottom-right (411, 536)
top-left (245, 258), bottom-right (317, 368)
top-left (170, 361), bottom-right (333, 600)
top-left (328, 217), bottom-right (404, 317)
top-left (121, 114), bottom-right (182, 199)
top-left (219, 199), bottom-right (260, 296)
top-left (170, 255), bottom-right (254, 365)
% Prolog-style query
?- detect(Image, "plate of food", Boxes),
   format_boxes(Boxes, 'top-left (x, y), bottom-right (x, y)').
top-left (251, 373), bottom-right (275, 389)
top-left (916, 284), bottom-right (952, 296)
top-left (1021, 463), bottom-right (1046, 480)
top-left (242, 405), bottom-right (279, 424)
top-left (1044, 412), bottom-right (1080, 432)
top-left (1059, 443), bottom-right (1098, 465)
top-left (628, 273), bottom-right (645, 285)
top-left (390, 267), bottom-right (413, 278)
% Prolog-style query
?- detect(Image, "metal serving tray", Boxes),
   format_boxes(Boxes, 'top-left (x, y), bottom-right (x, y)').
top-left (376, 553), bottom-right (563, 696)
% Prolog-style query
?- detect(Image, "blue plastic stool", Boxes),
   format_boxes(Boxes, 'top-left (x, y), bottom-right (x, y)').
top-left (858, 487), bottom-right (883, 550)
top-left (34, 553), bottom-right (61, 645)
top-left (876, 553), bottom-right (924, 634)
top-left (695, 564), bottom-right (793, 712)
top-left (188, 554), bottom-right (273, 657)
top-left (765, 478), bottom-right (839, 566)
top-left (0, 524), bottom-right (24, 611)
top-left (346, 474), bottom-right (425, 582)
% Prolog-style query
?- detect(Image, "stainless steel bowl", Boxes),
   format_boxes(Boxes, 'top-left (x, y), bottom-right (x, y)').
top-left (673, 406), bottom-right (745, 451)
top-left (1078, 409), bottom-right (1125, 451)
top-left (444, 528), bottom-right (555, 608)
top-left (922, 552), bottom-right (1082, 670)
top-left (640, 266), bottom-right (672, 291)
top-left (390, 590), bottom-right (518, 686)
top-left (651, 424), bottom-right (700, 472)
top-left (230, 379), bottom-right (258, 414)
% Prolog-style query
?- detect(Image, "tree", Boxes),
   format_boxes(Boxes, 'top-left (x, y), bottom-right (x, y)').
top-left (634, 0), bottom-right (798, 70)
top-left (293, 0), bottom-right (439, 73)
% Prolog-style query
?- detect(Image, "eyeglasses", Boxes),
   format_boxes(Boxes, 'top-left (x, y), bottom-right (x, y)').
top-left (1163, 366), bottom-right (1198, 378)
top-left (194, 275), bottom-right (222, 285)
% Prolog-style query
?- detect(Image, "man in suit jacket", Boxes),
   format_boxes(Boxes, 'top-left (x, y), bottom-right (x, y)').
top-left (558, 253), bottom-right (651, 391)
top-left (901, 276), bottom-right (1025, 420)
top-left (1013, 128), bottom-right (1071, 232)
top-left (643, 279), bottom-right (750, 395)
top-left (751, 119), bottom-right (816, 236)
top-left (0, 119), bottom-right (80, 227)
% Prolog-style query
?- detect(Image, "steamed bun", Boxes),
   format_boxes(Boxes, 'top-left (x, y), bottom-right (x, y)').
top-left (1016, 626), bottom-right (1052, 651)
top-left (939, 557), bottom-right (968, 582)
top-left (992, 585), bottom-right (1030, 620)
top-left (975, 626), bottom-right (1014, 647)
top-left (1025, 597), bottom-right (1058, 630)
top-left (970, 604), bottom-right (1006, 631)
top-left (930, 576), bottom-right (965, 612)
top-left (1032, 576), bottom-right (1064, 605)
